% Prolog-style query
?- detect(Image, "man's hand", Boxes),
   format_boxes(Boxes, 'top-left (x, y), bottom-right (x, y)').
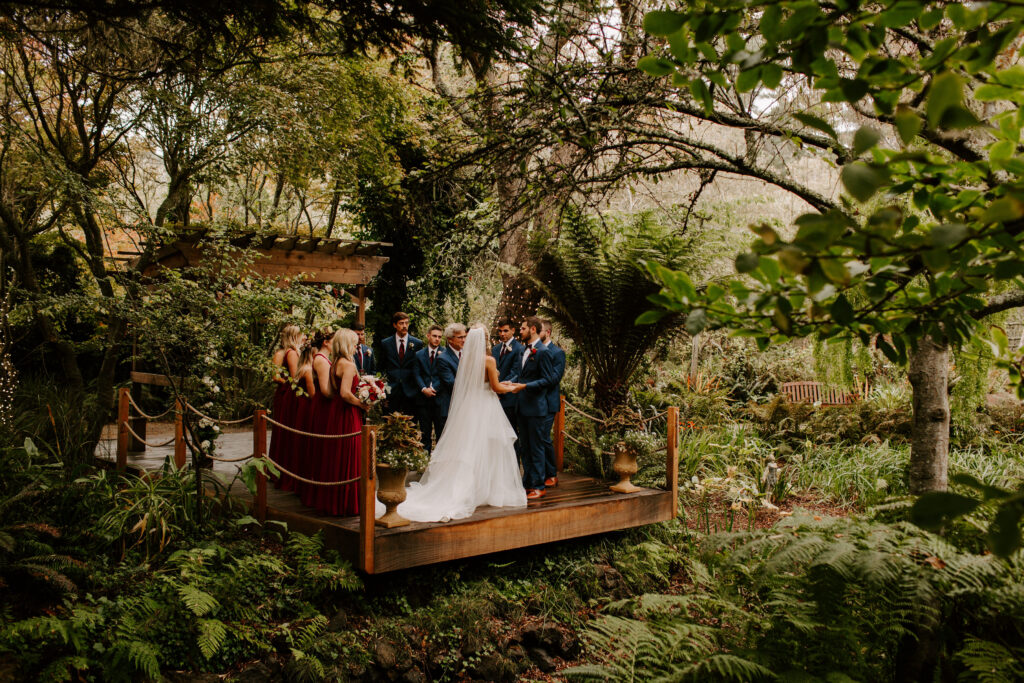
top-left (510, 383), bottom-right (526, 393)
top-left (421, 387), bottom-right (437, 397)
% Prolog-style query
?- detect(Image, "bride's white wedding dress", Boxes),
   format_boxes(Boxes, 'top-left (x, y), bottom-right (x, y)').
top-left (374, 326), bottom-right (527, 522)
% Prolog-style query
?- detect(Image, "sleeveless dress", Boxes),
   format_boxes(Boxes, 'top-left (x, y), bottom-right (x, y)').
top-left (270, 349), bottom-right (299, 491)
top-left (299, 353), bottom-right (333, 509)
top-left (313, 370), bottom-right (363, 516)
top-left (288, 372), bottom-right (315, 494)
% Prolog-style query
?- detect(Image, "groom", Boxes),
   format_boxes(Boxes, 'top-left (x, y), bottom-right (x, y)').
top-left (509, 316), bottom-right (557, 499)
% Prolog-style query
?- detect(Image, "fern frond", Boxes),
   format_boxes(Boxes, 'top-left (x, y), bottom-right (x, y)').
top-left (177, 584), bottom-right (218, 617)
top-left (198, 619), bottom-right (227, 660)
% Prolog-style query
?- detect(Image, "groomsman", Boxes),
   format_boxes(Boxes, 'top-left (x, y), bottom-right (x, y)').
top-left (491, 318), bottom-right (523, 437)
top-left (414, 325), bottom-right (446, 454)
top-left (379, 311), bottom-right (422, 416)
top-left (540, 320), bottom-right (566, 487)
top-left (433, 323), bottom-right (465, 435)
top-left (352, 322), bottom-right (375, 374)
top-left (509, 316), bottom-right (557, 499)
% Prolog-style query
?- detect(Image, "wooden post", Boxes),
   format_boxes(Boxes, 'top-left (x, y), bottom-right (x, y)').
top-left (666, 406), bottom-right (679, 517)
top-left (127, 383), bottom-right (147, 453)
top-left (174, 399), bottom-right (186, 469)
top-left (356, 284), bottom-right (366, 326)
top-left (554, 395), bottom-right (566, 472)
top-left (116, 387), bottom-right (130, 472)
top-left (254, 409), bottom-right (267, 522)
top-left (359, 424), bottom-right (376, 574)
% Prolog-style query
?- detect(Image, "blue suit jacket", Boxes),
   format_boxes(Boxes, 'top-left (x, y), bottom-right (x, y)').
top-left (516, 341), bottom-right (556, 418)
top-left (492, 339), bottom-right (523, 409)
top-left (432, 347), bottom-right (459, 416)
top-left (379, 335), bottom-right (423, 399)
top-left (543, 341), bottom-right (566, 414)
top-left (354, 343), bottom-right (375, 375)
top-left (413, 345), bottom-right (456, 415)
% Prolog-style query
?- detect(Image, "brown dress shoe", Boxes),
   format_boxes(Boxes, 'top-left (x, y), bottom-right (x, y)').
top-left (526, 488), bottom-right (545, 500)
top-left (544, 477), bottom-right (558, 487)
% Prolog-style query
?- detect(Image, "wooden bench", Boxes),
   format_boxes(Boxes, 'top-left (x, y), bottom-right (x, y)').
top-left (780, 381), bottom-right (865, 405)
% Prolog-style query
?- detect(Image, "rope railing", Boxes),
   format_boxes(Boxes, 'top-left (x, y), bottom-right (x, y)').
top-left (264, 415), bottom-right (361, 439)
top-left (562, 431), bottom-right (587, 447)
top-left (641, 411), bottom-right (668, 424)
top-left (123, 422), bottom-right (177, 448)
top-left (186, 402), bottom-right (254, 425)
top-left (263, 456), bottom-right (361, 487)
top-left (126, 392), bottom-right (175, 420)
top-left (203, 452), bottom-right (256, 463)
top-left (563, 400), bottom-right (606, 424)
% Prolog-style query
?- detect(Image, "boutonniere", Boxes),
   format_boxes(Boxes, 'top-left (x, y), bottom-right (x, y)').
top-left (529, 347), bottom-right (538, 358)
top-left (365, 349), bottom-right (371, 356)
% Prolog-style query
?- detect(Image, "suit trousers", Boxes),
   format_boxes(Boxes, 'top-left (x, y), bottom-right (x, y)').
top-left (503, 405), bottom-right (520, 460)
top-left (517, 413), bottom-right (547, 490)
top-left (418, 400), bottom-right (446, 454)
top-left (542, 412), bottom-right (557, 479)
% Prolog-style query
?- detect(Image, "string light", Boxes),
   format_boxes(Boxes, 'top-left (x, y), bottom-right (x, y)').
top-left (0, 339), bottom-right (15, 429)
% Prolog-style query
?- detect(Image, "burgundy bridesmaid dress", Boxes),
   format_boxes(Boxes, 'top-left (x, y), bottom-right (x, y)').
top-left (287, 382), bottom-right (314, 493)
top-left (299, 354), bottom-right (333, 509)
top-left (313, 370), bottom-right (363, 516)
top-left (270, 349), bottom-right (299, 490)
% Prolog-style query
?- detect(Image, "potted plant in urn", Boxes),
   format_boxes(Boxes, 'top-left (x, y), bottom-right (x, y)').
top-left (374, 413), bottom-right (428, 528)
top-left (597, 406), bottom-right (648, 493)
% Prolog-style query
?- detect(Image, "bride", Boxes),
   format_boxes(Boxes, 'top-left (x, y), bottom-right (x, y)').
top-left (376, 324), bottom-right (527, 522)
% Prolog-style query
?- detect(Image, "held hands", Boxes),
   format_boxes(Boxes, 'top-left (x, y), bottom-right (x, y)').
top-left (508, 383), bottom-right (526, 394)
top-left (422, 387), bottom-right (437, 397)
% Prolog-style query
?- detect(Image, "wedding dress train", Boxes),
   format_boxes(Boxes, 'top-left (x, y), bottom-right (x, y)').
top-left (375, 326), bottom-right (527, 522)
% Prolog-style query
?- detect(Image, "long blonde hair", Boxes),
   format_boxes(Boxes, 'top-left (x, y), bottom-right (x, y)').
top-left (278, 324), bottom-right (303, 353)
top-left (330, 329), bottom-right (358, 363)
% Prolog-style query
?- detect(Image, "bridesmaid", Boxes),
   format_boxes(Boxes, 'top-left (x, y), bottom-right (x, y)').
top-left (270, 325), bottom-right (302, 490)
top-left (314, 329), bottom-right (366, 516)
top-left (299, 328), bottom-right (335, 509)
top-left (281, 340), bottom-right (316, 492)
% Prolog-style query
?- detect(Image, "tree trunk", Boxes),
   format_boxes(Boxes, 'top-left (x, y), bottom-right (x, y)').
top-left (907, 336), bottom-right (950, 494)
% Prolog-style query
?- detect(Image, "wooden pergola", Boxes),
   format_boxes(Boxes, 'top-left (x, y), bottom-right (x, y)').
top-left (125, 229), bottom-right (391, 325)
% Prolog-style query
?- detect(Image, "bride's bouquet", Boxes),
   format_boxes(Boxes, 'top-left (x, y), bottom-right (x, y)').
top-left (356, 375), bottom-right (390, 409)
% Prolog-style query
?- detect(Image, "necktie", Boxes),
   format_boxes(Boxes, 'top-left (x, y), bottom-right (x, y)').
top-left (430, 349), bottom-right (435, 364)
top-left (398, 339), bottom-right (405, 362)
top-left (500, 344), bottom-right (507, 358)
top-left (357, 347), bottom-right (363, 368)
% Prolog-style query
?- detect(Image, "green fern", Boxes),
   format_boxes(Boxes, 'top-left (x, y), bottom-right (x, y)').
top-left (955, 636), bottom-right (1024, 682)
top-left (178, 584), bottom-right (218, 617)
top-left (198, 618), bottom-right (228, 660)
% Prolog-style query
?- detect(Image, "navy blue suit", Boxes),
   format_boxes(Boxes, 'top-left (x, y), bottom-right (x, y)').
top-left (492, 339), bottom-right (523, 439)
top-left (414, 346), bottom-right (458, 452)
top-left (542, 341), bottom-right (567, 480)
top-left (379, 334), bottom-right (423, 416)
top-left (354, 343), bottom-right (375, 375)
top-left (516, 340), bottom-right (557, 490)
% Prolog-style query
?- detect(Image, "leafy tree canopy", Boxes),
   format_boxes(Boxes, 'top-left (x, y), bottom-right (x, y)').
top-left (636, 0), bottom-right (1024, 384)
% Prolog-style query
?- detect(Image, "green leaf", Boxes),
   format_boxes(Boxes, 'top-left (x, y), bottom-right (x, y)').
top-left (637, 56), bottom-right (676, 77)
top-left (853, 125), bottom-right (882, 155)
top-left (635, 309), bottom-right (666, 325)
top-left (930, 222), bottom-right (968, 247)
top-left (761, 64), bottom-right (783, 89)
top-left (975, 83), bottom-right (1019, 102)
top-left (736, 67), bottom-right (762, 93)
top-left (910, 491), bottom-right (981, 530)
top-left (793, 112), bottom-right (838, 140)
top-left (988, 501), bottom-right (1024, 557)
top-left (684, 308), bottom-right (709, 335)
top-left (926, 71), bottom-right (962, 129)
top-left (830, 294), bottom-right (854, 324)
top-left (736, 252), bottom-right (760, 273)
top-left (982, 197), bottom-right (1024, 224)
top-left (643, 11), bottom-right (687, 36)
top-left (841, 163), bottom-right (888, 202)
top-left (839, 78), bottom-right (868, 102)
top-left (690, 78), bottom-right (713, 113)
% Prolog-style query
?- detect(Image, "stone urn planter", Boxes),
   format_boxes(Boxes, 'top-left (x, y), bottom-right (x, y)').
top-left (608, 441), bottom-right (642, 494)
top-left (375, 464), bottom-right (410, 528)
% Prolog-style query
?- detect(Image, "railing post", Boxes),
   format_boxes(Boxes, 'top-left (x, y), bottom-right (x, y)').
top-left (554, 395), bottom-right (565, 472)
top-left (174, 399), bottom-right (186, 469)
top-left (128, 383), bottom-right (146, 453)
top-left (116, 387), bottom-right (130, 472)
top-left (254, 409), bottom-right (267, 522)
top-left (667, 406), bottom-right (679, 517)
top-left (359, 424), bottom-right (376, 574)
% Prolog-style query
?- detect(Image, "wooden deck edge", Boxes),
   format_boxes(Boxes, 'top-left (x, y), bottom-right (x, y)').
top-left (370, 491), bottom-right (675, 573)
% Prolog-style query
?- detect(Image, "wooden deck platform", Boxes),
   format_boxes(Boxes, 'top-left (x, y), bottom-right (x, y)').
top-left (226, 472), bottom-right (674, 573)
top-left (104, 389), bottom-right (680, 574)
